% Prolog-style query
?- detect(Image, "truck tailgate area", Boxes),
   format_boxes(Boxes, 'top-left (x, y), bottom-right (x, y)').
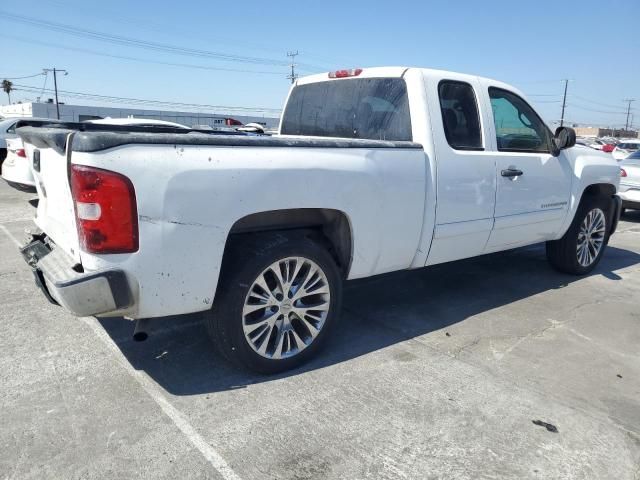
top-left (30, 141), bottom-right (82, 264)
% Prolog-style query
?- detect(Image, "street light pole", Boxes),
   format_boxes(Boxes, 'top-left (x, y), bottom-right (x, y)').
top-left (43, 68), bottom-right (68, 119)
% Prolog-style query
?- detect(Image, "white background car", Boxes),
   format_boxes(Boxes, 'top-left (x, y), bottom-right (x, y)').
top-left (612, 139), bottom-right (640, 161)
top-left (0, 117), bottom-right (53, 167)
top-left (1, 117), bottom-right (190, 190)
top-left (86, 118), bottom-right (189, 128)
top-left (590, 139), bottom-right (612, 150)
top-left (1, 118), bottom-right (59, 190)
top-left (579, 138), bottom-right (608, 150)
top-left (619, 150), bottom-right (640, 213)
top-left (0, 118), bottom-right (19, 164)
top-left (1, 137), bottom-right (37, 190)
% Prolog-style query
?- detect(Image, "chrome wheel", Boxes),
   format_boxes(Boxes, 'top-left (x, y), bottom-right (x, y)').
top-left (242, 256), bottom-right (331, 360)
top-left (576, 208), bottom-right (606, 267)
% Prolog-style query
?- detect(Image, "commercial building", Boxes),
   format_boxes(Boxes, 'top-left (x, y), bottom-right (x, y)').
top-left (0, 101), bottom-right (280, 129)
top-left (573, 126), bottom-right (638, 139)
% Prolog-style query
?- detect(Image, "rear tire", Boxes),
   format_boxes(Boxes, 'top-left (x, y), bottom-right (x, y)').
top-left (205, 231), bottom-right (343, 374)
top-left (546, 195), bottom-right (611, 275)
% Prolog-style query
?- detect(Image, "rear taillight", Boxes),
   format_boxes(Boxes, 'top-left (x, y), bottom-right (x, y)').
top-left (70, 164), bottom-right (138, 254)
top-left (328, 68), bottom-right (363, 78)
top-left (16, 149), bottom-right (26, 158)
top-left (620, 168), bottom-right (627, 177)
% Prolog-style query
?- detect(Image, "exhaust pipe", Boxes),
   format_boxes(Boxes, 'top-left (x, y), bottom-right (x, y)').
top-left (133, 318), bottom-right (151, 342)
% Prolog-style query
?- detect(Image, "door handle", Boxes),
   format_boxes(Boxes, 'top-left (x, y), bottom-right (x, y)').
top-left (501, 168), bottom-right (523, 178)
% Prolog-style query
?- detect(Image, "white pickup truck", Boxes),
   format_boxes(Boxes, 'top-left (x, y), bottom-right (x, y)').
top-left (17, 67), bottom-right (622, 373)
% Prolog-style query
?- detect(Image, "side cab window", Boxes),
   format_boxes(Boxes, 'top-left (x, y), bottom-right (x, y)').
top-left (438, 80), bottom-right (483, 150)
top-left (488, 87), bottom-right (552, 153)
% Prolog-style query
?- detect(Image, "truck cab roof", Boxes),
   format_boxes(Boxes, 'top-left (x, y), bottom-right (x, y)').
top-left (296, 66), bottom-right (528, 100)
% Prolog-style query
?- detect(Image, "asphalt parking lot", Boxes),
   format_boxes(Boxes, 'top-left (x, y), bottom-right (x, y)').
top-left (1, 180), bottom-right (639, 480)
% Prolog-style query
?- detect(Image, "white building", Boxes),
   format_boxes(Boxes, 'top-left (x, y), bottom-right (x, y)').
top-left (0, 101), bottom-right (280, 129)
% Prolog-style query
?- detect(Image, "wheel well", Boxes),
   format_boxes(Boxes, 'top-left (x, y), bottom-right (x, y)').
top-left (227, 208), bottom-right (353, 276)
top-left (581, 183), bottom-right (616, 200)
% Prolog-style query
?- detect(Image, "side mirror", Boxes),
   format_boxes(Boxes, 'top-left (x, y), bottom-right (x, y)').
top-left (552, 126), bottom-right (576, 156)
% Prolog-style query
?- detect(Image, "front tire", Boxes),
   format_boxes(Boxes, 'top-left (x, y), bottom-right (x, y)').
top-left (546, 195), bottom-right (611, 275)
top-left (205, 231), bottom-right (343, 374)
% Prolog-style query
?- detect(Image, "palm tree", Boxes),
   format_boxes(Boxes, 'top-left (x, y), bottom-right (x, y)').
top-left (2, 79), bottom-right (13, 104)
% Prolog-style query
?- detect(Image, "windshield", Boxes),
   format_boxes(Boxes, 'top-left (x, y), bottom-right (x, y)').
top-left (281, 78), bottom-right (412, 141)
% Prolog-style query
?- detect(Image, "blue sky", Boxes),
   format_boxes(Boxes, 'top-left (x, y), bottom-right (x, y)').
top-left (1, 0), bottom-right (639, 127)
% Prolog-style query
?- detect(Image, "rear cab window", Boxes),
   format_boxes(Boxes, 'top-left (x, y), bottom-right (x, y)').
top-left (280, 77), bottom-right (412, 141)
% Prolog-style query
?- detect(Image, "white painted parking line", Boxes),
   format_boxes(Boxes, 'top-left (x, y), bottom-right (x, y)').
top-left (0, 222), bottom-right (242, 480)
top-left (0, 224), bottom-right (22, 248)
top-left (80, 317), bottom-right (243, 480)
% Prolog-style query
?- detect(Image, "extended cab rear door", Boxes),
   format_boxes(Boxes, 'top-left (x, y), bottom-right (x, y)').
top-left (478, 81), bottom-right (572, 251)
top-left (423, 73), bottom-right (497, 265)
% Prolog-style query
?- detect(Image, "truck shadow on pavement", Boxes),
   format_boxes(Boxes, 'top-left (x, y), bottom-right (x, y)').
top-left (97, 243), bottom-right (640, 396)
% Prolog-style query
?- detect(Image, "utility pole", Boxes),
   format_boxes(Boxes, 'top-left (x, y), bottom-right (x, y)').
top-left (559, 79), bottom-right (569, 127)
top-left (624, 99), bottom-right (635, 131)
top-left (286, 51), bottom-right (299, 84)
top-left (42, 68), bottom-right (68, 119)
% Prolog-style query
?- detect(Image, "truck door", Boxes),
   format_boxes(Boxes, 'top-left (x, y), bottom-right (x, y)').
top-left (482, 86), bottom-right (572, 251)
top-left (424, 77), bottom-right (498, 265)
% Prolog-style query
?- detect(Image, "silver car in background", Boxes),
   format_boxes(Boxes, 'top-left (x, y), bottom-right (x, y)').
top-left (619, 150), bottom-right (640, 213)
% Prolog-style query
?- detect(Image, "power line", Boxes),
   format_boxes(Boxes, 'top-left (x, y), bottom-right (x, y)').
top-left (0, 10), bottom-right (293, 67)
top-left (0, 72), bottom-right (45, 80)
top-left (44, 0), bottom-right (290, 56)
top-left (570, 94), bottom-right (630, 111)
top-left (568, 103), bottom-right (635, 115)
top-left (13, 83), bottom-right (282, 114)
top-left (44, 0), bottom-right (337, 70)
top-left (516, 79), bottom-right (565, 85)
top-left (0, 34), bottom-right (285, 76)
top-left (38, 70), bottom-right (48, 99)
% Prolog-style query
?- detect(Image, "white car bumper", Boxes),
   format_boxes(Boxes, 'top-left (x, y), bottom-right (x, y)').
top-left (619, 182), bottom-right (640, 208)
top-left (1, 153), bottom-right (35, 187)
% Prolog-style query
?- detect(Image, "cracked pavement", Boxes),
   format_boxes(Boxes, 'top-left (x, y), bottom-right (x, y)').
top-left (1, 180), bottom-right (639, 479)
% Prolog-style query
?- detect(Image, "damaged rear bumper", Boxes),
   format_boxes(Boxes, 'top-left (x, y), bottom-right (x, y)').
top-left (21, 237), bottom-right (133, 317)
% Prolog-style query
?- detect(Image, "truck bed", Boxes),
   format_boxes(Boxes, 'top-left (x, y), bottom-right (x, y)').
top-left (17, 119), bottom-right (428, 319)
top-left (16, 120), bottom-right (422, 155)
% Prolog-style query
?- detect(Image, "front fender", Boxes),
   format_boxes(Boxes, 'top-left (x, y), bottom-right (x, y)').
top-left (553, 146), bottom-right (620, 239)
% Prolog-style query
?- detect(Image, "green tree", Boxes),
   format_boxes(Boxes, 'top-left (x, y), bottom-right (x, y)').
top-left (2, 79), bottom-right (13, 104)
